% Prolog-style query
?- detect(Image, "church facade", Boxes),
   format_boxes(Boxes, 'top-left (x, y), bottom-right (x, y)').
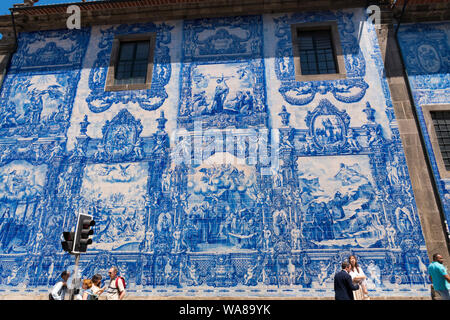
top-left (0, 0), bottom-right (448, 298)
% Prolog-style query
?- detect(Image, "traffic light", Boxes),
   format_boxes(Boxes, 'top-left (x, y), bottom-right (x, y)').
top-left (74, 213), bottom-right (95, 253)
top-left (61, 231), bottom-right (75, 253)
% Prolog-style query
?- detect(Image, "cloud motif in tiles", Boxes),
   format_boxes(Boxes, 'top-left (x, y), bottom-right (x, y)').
top-left (79, 162), bottom-right (148, 251)
top-left (0, 161), bottom-right (47, 202)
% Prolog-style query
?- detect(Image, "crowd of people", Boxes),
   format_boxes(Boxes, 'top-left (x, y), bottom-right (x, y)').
top-left (49, 253), bottom-right (450, 300)
top-left (49, 266), bottom-right (126, 300)
top-left (334, 253), bottom-right (450, 300)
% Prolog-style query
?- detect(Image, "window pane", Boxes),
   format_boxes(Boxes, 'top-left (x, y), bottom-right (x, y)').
top-left (132, 61), bottom-right (148, 79)
top-left (115, 40), bottom-right (151, 85)
top-left (119, 42), bottom-right (135, 61)
top-left (117, 61), bottom-right (132, 72)
top-left (297, 28), bottom-right (337, 75)
top-left (116, 62), bottom-right (132, 79)
top-left (135, 41), bottom-right (150, 60)
top-left (299, 36), bottom-right (314, 50)
top-left (431, 111), bottom-right (450, 169)
top-left (315, 31), bottom-right (333, 49)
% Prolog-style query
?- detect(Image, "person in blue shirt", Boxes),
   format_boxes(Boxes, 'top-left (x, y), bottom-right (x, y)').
top-left (428, 253), bottom-right (450, 300)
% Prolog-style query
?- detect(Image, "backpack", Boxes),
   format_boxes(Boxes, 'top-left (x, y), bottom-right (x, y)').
top-left (85, 288), bottom-right (98, 301)
top-left (115, 276), bottom-right (126, 294)
top-left (89, 293), bottom-right (99, 301)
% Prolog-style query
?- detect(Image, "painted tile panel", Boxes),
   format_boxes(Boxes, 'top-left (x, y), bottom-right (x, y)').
top-left (0, 9), bottom-right (431, 298)
top-left (398, 21), bottom-right (450, 231)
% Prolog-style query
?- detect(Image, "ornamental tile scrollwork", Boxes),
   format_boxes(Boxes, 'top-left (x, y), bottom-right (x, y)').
top-left (397, 21), bottom-right (450, 233)
top-left (397, 22), bottom-right (450, 108)
top-left (398, 23), bottom-right (450, 78)
top-left (10, 28), bottom-right (91, 71)
top-left (274, 11), bottom-right (369, 106)
top-left (86, 23), bottom-right (173, 113)
top-left (366, 21), bottom-right (396, 122)
top-left (84, 110), bottom-right (169, 164)
top-left (278, 79), bottom-right (369, 107)
top-left (305, 99), bottom-right (350, 152)
top-left (183, 15), bottom-right (263, 63)
top-left (294, 100), bottom-right (374, 156)
top-left (100, 109), bottom-right (143, 161)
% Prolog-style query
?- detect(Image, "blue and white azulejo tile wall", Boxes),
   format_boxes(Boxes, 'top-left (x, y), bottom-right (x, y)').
top-left (0, 8), bottom-right (431, 297)
top-left (398, 22), bottom-right (450, 234)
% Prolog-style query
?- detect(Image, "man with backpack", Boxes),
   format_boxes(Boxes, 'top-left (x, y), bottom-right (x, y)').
top-left (105, 266), bottom-right (126, 300)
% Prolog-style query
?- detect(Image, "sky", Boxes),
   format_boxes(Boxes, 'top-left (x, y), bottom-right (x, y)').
top-left (0, 0), bottom-right (76, 16)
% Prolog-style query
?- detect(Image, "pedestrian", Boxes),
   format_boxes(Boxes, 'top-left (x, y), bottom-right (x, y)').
top-left (348, 255), bottom-right (370, 300)
top-left (74, 279), bottom-right (90, 300)
top-left (91, 274), bottom-right (105, 298)
top-left (428, 253), bottom-right (450, 300)
top-left (334, 261), bottom-right (360, 300)
top-left (81, 279), bottom-right (98, 300)
top-left (105, 266), bottom-right (126, 300)
top-left (49, 270), bottom-right (70, 300)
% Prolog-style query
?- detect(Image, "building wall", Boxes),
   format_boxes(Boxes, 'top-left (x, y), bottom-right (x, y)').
top-left (0, 8), bottom-right (431, 298)
top-left (397, 21), bottom-right (450, 236)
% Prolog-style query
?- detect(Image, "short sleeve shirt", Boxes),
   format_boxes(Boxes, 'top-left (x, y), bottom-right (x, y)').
top-left (428, 262), bottom-right (450, 291)
top-left (105, 277), bottom-right (125, 300)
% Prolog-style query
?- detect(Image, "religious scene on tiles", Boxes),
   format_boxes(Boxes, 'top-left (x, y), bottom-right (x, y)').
top-left (0, 9), bottom-right (430, 296)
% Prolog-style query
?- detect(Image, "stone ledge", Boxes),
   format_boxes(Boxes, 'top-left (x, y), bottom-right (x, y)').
top-left (7, 0), bottom-right (370, 33)
top-left (392, 3), bottom-right (450, 23)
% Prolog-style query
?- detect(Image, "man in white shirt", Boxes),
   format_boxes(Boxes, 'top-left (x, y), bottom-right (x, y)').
top-left (50, 270), bottom-right (70, 300)
top-left (105, 266), bottom-right (126, 300)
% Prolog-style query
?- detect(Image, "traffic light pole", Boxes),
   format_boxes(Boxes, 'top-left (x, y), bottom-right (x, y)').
top-left (69, 253), bottom-right (80, 300)
top-left (62, 213), bottom-right (95, 300)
